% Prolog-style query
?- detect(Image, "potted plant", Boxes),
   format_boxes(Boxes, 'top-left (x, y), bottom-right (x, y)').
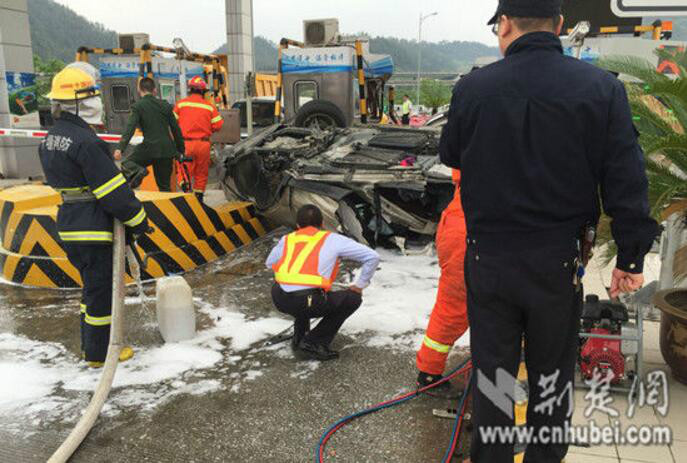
top-left (601, 51), bottom-right (687, 383)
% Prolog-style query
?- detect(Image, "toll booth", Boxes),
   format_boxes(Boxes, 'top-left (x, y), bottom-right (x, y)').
top-left (280, 44), bottom-right (393, 125)
top-left (98, 56), bottom-right (206, 134)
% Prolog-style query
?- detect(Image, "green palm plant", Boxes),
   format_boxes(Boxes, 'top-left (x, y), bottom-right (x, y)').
top-left (595, 50), bottom-right (687, 255)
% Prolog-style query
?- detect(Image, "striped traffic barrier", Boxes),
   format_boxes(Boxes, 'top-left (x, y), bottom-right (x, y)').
top-left (0, 185), bottom-right (270, 288)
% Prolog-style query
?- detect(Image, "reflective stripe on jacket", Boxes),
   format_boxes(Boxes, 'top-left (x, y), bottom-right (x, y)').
top-left (173, 94), bottom-right (224, 140)
top-left (272, 227), bottom-right (339, 291)
top-left (38, 112), bottom-right (148, 244)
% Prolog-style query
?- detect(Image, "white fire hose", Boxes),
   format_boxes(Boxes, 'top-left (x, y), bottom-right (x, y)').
top-left (47, 220), bottom-right (126, 463)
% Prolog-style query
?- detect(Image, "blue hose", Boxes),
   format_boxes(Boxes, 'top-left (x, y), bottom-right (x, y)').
top-left (441, 371), bottom-right (473, 463)
top-left (315, 357), bottom-right (472, 463)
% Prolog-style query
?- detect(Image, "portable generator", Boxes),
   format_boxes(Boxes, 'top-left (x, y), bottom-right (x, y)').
top-left (577, 295), bottom-right (644, 390)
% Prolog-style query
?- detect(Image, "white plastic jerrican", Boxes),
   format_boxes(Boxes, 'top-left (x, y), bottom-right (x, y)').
top-left (156, 276), bottom-right (196, 343)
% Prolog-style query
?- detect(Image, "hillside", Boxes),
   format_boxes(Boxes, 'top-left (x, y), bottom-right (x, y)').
top-left (215, 36), bottom-right (498, 73)
top-left (369, 37), bottom-right (497, 72)
top-left (27, 0), bottom-right (496, 73)
top-left (28, 0), bottom-right (117, 63)
top-left (214, 36), bottom-right (280, 72)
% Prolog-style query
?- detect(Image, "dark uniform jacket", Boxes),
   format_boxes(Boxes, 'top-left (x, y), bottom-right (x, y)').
top-left (39, 112), bottom-right (148, 243)
top-left (440, 32), bottom-right (658, 273)
top-left (117, 94), bottom-right (185, 158)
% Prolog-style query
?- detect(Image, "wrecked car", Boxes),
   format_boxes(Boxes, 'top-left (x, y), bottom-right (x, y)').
top-left (217, 124), bottom-right (454, 249)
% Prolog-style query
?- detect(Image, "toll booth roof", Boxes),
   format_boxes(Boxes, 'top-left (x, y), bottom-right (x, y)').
top-left (99, 55), bottom-right (206, 80)
top-left (282, 47), bottom-right (394, 78)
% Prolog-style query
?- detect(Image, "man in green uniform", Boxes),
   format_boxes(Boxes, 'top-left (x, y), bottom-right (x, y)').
top-left (114, 77), bottom-right (185, 191)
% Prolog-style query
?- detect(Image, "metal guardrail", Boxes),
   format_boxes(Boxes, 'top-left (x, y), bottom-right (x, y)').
top-left (0, 128), bottom-right (142, 145)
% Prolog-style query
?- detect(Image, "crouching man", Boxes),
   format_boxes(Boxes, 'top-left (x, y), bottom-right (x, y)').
top-left (266, 205), bottom-right (380, 361)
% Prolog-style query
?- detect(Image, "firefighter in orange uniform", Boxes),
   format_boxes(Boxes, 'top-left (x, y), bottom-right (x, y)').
top-left (173, 76), bottom-right (224, 202)
top-left (416, 169), bottom-right (469, 397)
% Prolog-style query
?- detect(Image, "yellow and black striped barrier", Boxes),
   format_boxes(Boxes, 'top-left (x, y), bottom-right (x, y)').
top-left (274, 44), bottom-right (283, 123)
top-left (355, 40), bottom-right (368, 124)
top-left (514, 359), bottom-right (528, 463)
top-left (0, 185), bottom-right (270, 289)
top-left (565, 21), bottom-right (673, 41)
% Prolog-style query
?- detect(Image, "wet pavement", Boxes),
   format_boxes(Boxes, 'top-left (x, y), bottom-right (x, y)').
top-left (0, 229), bottom-right (470, 463)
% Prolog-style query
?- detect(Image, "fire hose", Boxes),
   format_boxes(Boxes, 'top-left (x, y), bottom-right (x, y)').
top-left (315, 357), bottom-right (473, 463)
top-left (47, 220), bottom-right (127, 463)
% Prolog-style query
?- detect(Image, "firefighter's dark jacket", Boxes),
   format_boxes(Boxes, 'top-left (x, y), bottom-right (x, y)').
top-left (117, 94), bottom-right (185, 159)
top-left (440, 32), bottom-right (658, 273)
top-left (39, 112), bottom-right (149, 243)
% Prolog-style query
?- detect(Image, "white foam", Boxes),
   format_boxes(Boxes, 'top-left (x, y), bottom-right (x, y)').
top-left (342, 250), bottom-right (470, 349)
top-left (0, 304), bottom-right (293, 431)
top-left (0, 250), bottom-right (474, 432)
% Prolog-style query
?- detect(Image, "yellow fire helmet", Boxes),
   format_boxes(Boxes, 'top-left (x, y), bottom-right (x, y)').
top-left (46, 67), bottom-right (101, 101)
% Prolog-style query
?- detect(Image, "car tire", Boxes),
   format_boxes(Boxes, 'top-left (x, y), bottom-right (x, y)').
top-left (294, 100), bottom-right (348, 129)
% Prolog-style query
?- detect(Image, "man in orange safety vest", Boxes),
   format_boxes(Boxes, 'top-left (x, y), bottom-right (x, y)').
top-left (173, 76), bottom-right (223, 202)
top-left (266, 205), bottom-right (380, 361)
top-left (416, 169), bottom-right (469, 398)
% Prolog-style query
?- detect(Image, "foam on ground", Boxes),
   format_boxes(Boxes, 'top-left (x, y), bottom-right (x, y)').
top-left (0, 248), bottom-right (509, 432)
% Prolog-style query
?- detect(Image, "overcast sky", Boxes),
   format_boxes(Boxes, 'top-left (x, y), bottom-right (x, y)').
top-left (53, 0), bottom-right (500, 53)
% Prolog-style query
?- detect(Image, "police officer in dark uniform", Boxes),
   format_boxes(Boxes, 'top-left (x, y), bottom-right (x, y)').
top-left (39, 67), bottom-right (151, 367)
top-left (439, 1), bottom-right (658, 461)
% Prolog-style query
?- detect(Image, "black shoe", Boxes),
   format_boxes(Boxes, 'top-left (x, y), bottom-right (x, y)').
top-left (124, 166), bottom-right (147, 190)
top-left (291, 326), bottom-right (311, 350)
top-left (291, 332), bottom-right (304, 350)
top-left (417, 372), bottom-right (463, 399)
top-left (297, 340), bottom-right (339, 361)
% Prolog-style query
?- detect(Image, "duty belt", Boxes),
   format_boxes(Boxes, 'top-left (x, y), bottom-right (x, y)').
top-left (287, 288), bottom-right (325, 297)
top-left (60, 189), bottom-right (97, 203)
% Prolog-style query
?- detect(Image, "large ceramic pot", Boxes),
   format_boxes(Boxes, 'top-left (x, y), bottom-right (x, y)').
top-left (653, 289), bottom-right (687, 385)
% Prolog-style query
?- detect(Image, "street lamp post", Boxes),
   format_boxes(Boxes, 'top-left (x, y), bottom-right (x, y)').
top-left (417, 11), bottom-right (438, 110)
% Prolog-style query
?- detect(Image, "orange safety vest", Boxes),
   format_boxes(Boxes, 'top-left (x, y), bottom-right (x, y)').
top-left (272, 227), bottom-right (340, 291)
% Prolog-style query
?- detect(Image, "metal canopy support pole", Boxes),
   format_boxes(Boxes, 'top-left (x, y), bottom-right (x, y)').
top-left (0, 0), bottom-right (43, 179)
top-left (274, 42), bottom-right (285, 123)
top-left (225, 0), bottom-right (254, 105)
top-left (416, 13), bottom-right (422, 108)
top-left (416, 12), bottom-right (437, 110)
top-left (246, 71), bottom-right (254, 136)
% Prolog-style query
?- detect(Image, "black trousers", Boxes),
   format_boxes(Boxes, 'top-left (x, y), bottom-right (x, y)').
top-left (271, 283), bottom-right (362, 346)
top-left (401, 114), bottom-right (410, 125)
top-left (64, 243), bottom-right (114, 362)
top-left (122, 152), bottom-right (174, 192)
top-left (466, 239), bottom-right (582, 463)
